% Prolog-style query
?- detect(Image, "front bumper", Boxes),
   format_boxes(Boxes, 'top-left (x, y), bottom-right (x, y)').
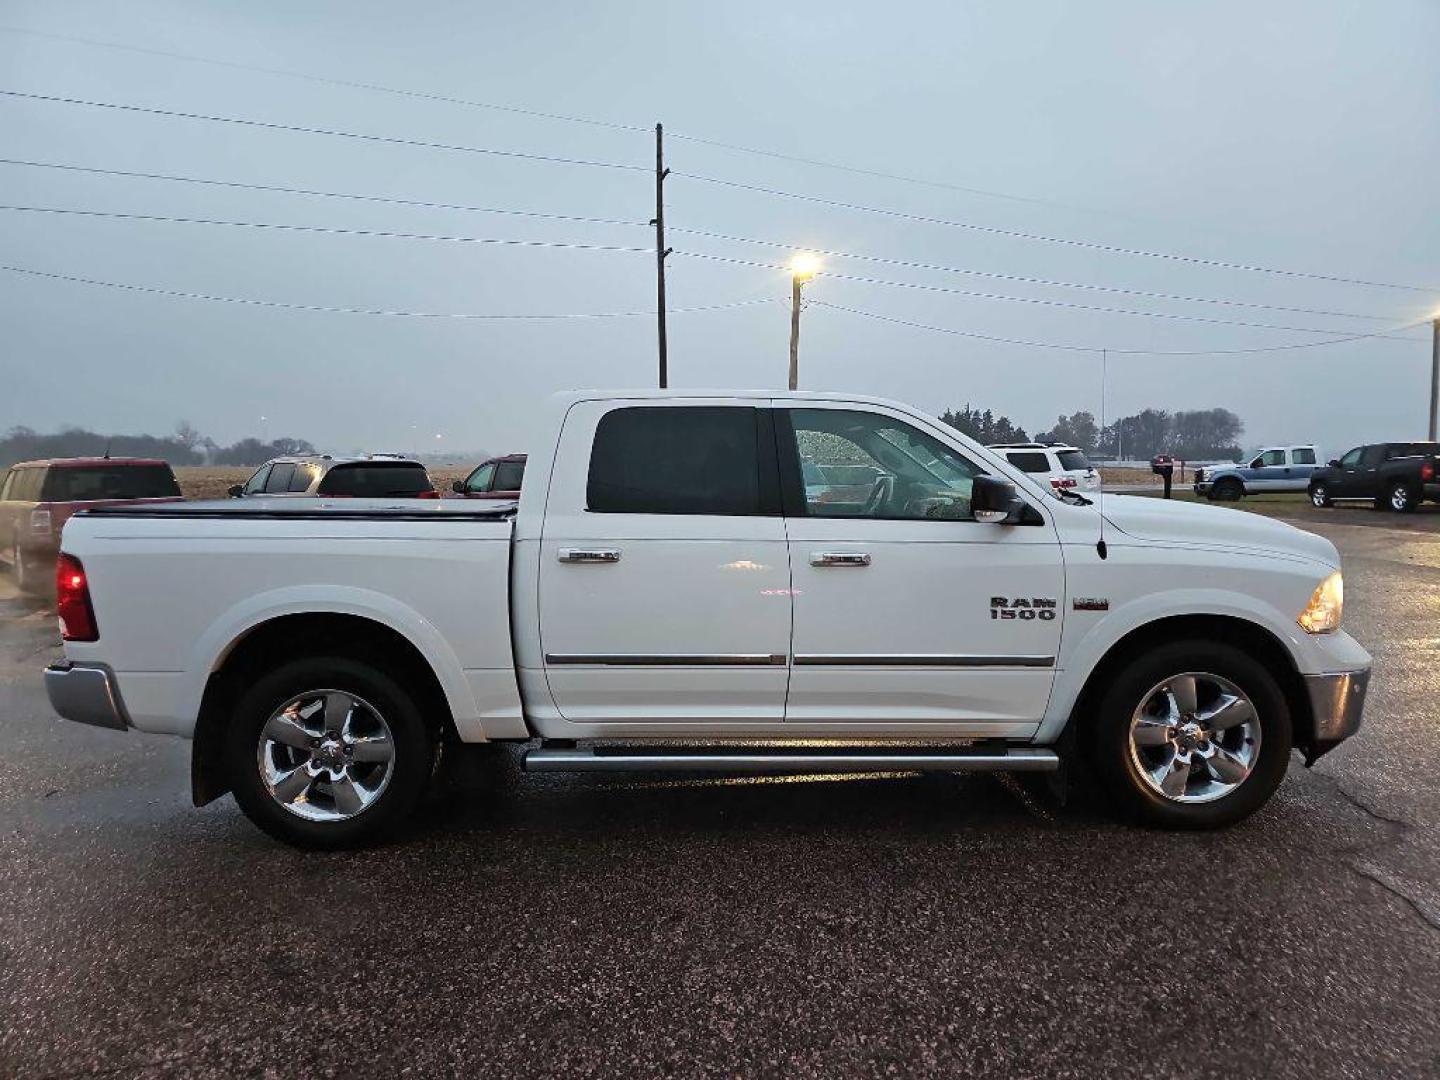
top-left (1302, 666), bottom-right (1370, 760)
top-left (1194, 481), bottom-right (1212, 496)
top-left (44, 661), bottom-right (130, 731)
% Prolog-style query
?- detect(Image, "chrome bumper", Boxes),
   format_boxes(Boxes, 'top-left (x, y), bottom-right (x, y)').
top-left (44, 662), bottom-right (130, 731)
top-left (1304, 666), bottom-right (1370, 744)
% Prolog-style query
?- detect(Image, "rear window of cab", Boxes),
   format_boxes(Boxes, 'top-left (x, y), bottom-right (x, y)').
top-left (42, 465), bottom-right (181, 501)
top-left (316, 463), bottom-right (434, 497)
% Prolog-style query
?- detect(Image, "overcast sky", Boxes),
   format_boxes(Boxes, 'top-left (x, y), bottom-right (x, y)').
top-left (1, 0), bottom-right (1437, 459)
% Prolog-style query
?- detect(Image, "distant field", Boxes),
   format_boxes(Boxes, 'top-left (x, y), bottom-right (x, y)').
top-left (173, 466), bottom-right (471, 500)
top-left (1098, 467), bottom-right (1156, 486)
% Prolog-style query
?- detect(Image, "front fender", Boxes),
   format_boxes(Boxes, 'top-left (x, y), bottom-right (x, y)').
top-left (1037, 583), bottom-right (1315, 743)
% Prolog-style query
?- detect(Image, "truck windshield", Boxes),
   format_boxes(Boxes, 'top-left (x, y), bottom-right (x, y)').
top-left (43, 465), bottom-right (181, 501)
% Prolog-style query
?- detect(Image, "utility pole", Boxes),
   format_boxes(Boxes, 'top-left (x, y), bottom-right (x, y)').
top-left (788, 275), bottom-right (802, 391)
top-left (652, 123), bottom-right (671, 389)
top-left (787, 255), bottom-right (818, 391)
top-left (1430, 317), bottom-right (1439, 441)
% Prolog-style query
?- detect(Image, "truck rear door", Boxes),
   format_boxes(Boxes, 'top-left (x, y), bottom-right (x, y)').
top-left (537, 400), bottom-right (791, 724)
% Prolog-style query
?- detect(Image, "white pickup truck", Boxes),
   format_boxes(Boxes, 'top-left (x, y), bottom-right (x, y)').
top-left (44, 390), bottom-right (1371, 847)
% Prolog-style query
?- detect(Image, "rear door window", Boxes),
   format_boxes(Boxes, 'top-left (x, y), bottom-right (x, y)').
top-left (289, 464), bottom-right (320, 492)
top-left (493, 460), bottom-right (525, 491)
top-left (316, 463), bottom-right (434, 497)
top-left (264, 463), bottom-right (298, 493)
top-left (587, 406), bottom-right (767, 515)
top-left (1291, 448), bottom-right (1316, 465)
top-left (42, 465), bottom-right (181, 501)
top-left (1006, 452), bottom-right (1052, 473)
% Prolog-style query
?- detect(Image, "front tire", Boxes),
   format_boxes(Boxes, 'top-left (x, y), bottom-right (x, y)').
top-left (1090, 640), bottom-right (1291, 829)
top-left (1212, 478), bottom-right (1245, 502)
top-left (1309, 482), bottom-right (1332, 508)
top-left (225, 656), bottom-right (436, 848)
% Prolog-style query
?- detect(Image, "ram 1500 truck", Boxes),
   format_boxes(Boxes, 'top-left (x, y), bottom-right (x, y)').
top-left (44, 391), bottom-right (1371, 847)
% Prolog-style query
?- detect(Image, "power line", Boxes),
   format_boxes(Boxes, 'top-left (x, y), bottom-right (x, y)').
top-left (0, 24), bottom-right (1085, 213)
top-left (673, 251), bottom-right (1428, 339)
top-left (813, 300), bottom-right (1431, 356)
top-left (0, 25), bottom-right (649, 134)
top-left (3, 28), bottom-right (1433, 296)
top-left (2, 197), bottom-right (1417, 338)
top-left (673, 171), bottom-right (1440, 295)
top-left (669, 224), bottom-right (1395, 321)
top-left (0, 157), bottom-right (646, 228)
top-left (5, 79), bottom-right (1433, 298)
top-left (0, 262), bottom-right (776, 319)
top-left (0, 88), bottom-right (648, 172)
top-left (0, 203), bottom-right (654, 254)
top-left (4, 158), bottom-right (1389, 323)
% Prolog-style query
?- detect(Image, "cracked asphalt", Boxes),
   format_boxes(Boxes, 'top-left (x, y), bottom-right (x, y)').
top-left (1, 520), bottom-right (1438, 1078)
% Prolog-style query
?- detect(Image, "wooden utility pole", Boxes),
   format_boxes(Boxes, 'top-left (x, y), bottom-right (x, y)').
top-left (1430, 317), bottom-right (1439, 440)
top-left (788, 275), bottom-right (802, 390)
top-left (652, 123), bottom-right (671, 389)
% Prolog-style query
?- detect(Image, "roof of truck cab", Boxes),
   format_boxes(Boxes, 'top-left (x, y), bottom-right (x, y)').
top-left (549, 388), bottom-right (931, 411)
top-left (9, 457), bottom-right (170, 469)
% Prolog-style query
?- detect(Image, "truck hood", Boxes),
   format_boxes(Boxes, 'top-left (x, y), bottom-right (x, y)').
top-left (1096, 494), bottom-right (1338, 567)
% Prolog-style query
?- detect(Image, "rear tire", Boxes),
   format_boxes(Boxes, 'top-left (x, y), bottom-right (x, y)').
top-left (1089, 640), bottom-right (1291, 829)
top-left (1308, 482), bottom-right (1332, 508)
top-left (226, 656), bottom-right (436, 849)
top-left (1382, 481), bottom-right (1418, 513)
top-left (1212, 478), bottom-right (1244, 502)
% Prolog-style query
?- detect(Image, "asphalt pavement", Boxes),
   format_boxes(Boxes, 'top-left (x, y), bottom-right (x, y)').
top-left (1, 519), bottom-right (1438, 1078)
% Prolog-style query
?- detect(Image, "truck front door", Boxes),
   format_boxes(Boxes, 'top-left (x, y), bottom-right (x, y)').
top-left (537, 400), bottom-right (792, 724)
top-left (777, 404), bottom-right (1064, 730)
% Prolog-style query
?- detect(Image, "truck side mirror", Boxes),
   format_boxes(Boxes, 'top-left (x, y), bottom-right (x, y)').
top-left (972, 475), bottom-right (1020, 524)
top-left (451, 479), bottom-right (466, 494)
top-left (1328, 460), bottom-right (1340, 468)
top-left (227, 485), bottom-right (244, 498)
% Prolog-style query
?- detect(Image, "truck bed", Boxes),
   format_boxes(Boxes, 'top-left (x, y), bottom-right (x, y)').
top-left (58, 499), bottom-right (523, 740)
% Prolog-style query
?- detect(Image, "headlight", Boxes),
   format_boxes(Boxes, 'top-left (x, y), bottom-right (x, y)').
top-left (1297, 572), bottom-right (1343, 634)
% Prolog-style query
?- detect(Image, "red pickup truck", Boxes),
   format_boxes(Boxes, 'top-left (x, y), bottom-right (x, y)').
top-left (0, 458), bottom-right (183, 593)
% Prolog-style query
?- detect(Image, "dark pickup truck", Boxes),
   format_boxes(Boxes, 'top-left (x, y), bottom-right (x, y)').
top-left (1308, 442), bottom-right (1440, 512)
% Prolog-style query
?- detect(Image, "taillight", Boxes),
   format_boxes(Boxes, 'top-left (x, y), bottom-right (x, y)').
top-left (417, 489), bottom-right (441, 499)
top-left (30, 508), bottom-right (52, 535)
top-left (1050, 477), bottom-right (1077, 489)
top-left (56, 553), bottom-right (98, 642)
top-left (1423, 462), bottom-right (1435, 482)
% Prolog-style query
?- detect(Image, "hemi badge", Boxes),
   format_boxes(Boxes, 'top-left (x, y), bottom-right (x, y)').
top-left (1073, 598), bottom-right (1110, 611)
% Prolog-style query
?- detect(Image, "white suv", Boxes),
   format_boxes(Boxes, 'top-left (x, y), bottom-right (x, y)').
top-left (990, 443), bottom-right (1101, 495)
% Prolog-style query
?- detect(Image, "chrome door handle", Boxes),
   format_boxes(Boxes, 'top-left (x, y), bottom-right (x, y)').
top-left (811, 551), bottom-right (871, 567)
top-left (558, 548), bottom-right (621, 564)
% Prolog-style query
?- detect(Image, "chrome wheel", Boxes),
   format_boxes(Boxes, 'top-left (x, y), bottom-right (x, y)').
top-left (257, 689), bottom-right (395, 822)
top-left (1310, 485), bottom-right (1328, 507)
top-left (1128, 672), bottom-right (1261, 804)
top-left (1389, 484), bottom-right (1411, 511)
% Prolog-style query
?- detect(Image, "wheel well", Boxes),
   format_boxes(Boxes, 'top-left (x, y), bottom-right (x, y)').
top-left (1068, 614), bottom-right (1315, 758)
top-left (191, 613), bottom-right (456, 807)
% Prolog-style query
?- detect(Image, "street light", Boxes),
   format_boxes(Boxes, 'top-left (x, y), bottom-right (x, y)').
top-left (788, 253), bottom-right (820, 391)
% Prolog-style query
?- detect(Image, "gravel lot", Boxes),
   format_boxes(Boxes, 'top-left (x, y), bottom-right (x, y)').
top-left (1, 519), bottom-right (1437, 1077)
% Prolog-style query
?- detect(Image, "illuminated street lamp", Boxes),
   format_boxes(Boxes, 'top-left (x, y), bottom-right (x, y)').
top-left (788, 253), bottom-right (820, 391)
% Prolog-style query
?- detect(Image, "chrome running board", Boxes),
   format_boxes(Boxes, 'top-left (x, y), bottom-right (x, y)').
top-left (522, 745), bottom-right (1059, 774)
